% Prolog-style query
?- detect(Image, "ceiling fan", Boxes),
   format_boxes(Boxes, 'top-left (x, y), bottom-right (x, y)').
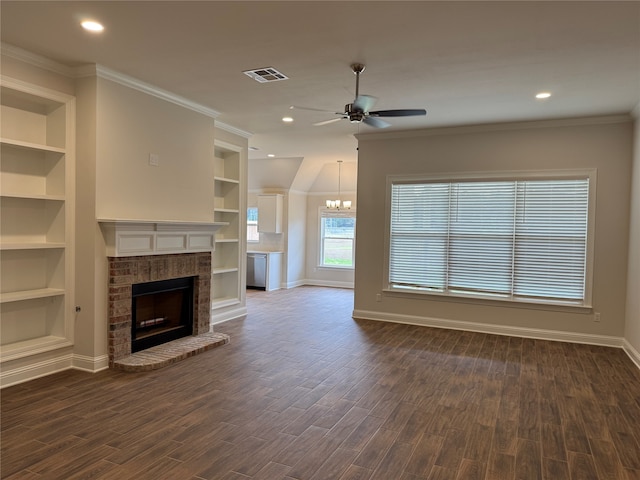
top-left (291, 63), bottom-right (426, 129)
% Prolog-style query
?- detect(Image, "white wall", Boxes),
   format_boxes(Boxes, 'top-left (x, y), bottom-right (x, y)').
top-left (74, 75), bottom-right (108, 366)
top-left (354, 117), bottom-right (633, 342)
top-left (286, 191), bottom-right (307, 288)
top-left (305, 194), bottom-right (356, 288)
top-left (625, 117), bottom-right (640, 362)
top-left (95, 78), bottom-right (215, 222)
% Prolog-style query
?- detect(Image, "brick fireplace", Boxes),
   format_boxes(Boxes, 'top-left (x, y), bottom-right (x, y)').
top-left (107, 252), bottom-right (212, 366)
top-left (100, 219), bottom-right (229, 369)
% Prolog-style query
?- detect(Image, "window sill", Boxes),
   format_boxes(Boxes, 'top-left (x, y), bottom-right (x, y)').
top-left (382, 286), bottom-right (593, 314)
top-left (317, 265), bottom-right (354, 271)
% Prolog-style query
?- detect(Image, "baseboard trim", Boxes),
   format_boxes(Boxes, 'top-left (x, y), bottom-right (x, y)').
top-left (352, 309), bottom-right (624, 348)
top-left (211, 306), bottom-right (247, 325)
top-left (302, 280), bottom-right (354, 289)
top-left (73, 354), bottom-right (109, 373)
top-left (285, 279), bottom-right (307, 289)
top-left (0, 353), bottom-right (74, 389)
top-left (622, 339), bottom-right (640, 370)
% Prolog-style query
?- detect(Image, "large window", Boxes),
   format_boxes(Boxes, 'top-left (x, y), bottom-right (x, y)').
top-left (320, 210), bottom-right (356, 268)
top-left (387, 172), bottom-right (594, 306)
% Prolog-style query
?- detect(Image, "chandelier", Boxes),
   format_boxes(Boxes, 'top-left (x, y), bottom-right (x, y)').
top-left (326, 160), bottom-right (352, 210)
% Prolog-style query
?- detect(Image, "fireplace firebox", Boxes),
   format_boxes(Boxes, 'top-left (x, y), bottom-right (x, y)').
top-left (131, 276), bottom-right (194, 352)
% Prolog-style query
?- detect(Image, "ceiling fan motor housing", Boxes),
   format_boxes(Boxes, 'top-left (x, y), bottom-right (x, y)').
top-left (345, 103), bottom-right (364, 123)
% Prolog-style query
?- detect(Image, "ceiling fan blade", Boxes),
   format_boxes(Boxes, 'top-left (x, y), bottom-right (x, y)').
top-left (353, 95), bottom-right (377, 113)
top-left (368, 108), bottom-right (427, 117)
top-left (363, 116), bottom-right (391, 128)
top-left (314, 117), bottom-right (344, 126)
top-left (290, 105), bottom-right (337, 113)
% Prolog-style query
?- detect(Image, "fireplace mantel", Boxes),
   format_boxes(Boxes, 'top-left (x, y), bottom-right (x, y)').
top-left (99, 219), bottom-right (227, 257)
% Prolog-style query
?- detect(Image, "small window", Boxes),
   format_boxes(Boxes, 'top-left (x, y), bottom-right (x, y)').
top-left (247, 207), bottom-right (259, 242)
top-left (320, 210), bottom-right (356, 268)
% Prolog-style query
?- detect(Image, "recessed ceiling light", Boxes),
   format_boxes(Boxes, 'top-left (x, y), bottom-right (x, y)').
top-left (267, 154), bottom-right (275, 158)
top-left (81, 20), bottom-right (104, 32)
top-left (282, 117), bottom-right (294, 123)
top-left (536, 92), bottom-right (551, 99)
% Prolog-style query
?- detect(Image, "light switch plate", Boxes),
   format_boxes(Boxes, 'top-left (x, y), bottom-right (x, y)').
top-left (149, 153), bottom-right (159, 166)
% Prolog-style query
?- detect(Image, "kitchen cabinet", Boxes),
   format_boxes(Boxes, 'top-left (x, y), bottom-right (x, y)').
top-left (257, 194), bottom-right (283, 234)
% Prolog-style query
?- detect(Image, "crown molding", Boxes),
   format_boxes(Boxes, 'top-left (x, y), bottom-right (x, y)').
top-left (2, 43), bottom-right (241, 122)
top-left (215, 121), bottom-right (252, 139)
top-left (82, 64), bottom-right (221, 119)
top-left (356, 114), bottom-right (634, 142)
top-left (1, 43), bottom-right (74, 77)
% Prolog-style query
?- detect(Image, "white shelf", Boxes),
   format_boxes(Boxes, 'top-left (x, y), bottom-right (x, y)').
top-left (212, 141), bottom-right (244, 318)
top-left (213, 267), bottom-right (239, 275)
top-left (1, 193), bottom-right (65, 201)
top-left (0, 77), bottom-right (75, 383)
top-left (0, 137), bottom-right (66, 154)
top-left (0, 335), bottom-right (72, 362)
top-left (214, 176), bottom-right (240, 184)
top-left (0, 288), bottom-right (65, 304)
top-left (0, 242), bottom-right (66, 250)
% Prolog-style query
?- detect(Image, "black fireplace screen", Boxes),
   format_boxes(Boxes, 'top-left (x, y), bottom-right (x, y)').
top-left (131, 276), bottom-right (194, 352)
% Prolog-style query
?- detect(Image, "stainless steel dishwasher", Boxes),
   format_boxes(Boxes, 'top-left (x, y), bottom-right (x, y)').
top-left (246, 253), bottom-right (267, 290)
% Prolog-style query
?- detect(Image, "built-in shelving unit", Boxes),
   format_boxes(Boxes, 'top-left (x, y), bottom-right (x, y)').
top-left (0, 77), bottom-right (75, 384)
top-left (212, 140), bottom-right (246, 318)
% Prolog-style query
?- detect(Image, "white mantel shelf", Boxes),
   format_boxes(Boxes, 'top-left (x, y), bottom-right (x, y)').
top-left (99, 219), bottom-right (228, 257)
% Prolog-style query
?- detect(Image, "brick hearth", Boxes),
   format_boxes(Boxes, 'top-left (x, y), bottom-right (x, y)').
top-left (108, 252), bottom-right (221, 368)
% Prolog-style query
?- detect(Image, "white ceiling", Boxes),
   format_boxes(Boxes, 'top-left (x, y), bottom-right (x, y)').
top-left (2, 1), bottom-right (639, 190)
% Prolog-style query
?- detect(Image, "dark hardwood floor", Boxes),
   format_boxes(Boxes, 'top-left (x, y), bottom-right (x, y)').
top-left (2, 286), bottom-right (640, 480)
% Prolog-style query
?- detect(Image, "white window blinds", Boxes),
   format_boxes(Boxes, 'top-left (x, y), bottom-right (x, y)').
top-left (389, 177), bottom-right (590, 304)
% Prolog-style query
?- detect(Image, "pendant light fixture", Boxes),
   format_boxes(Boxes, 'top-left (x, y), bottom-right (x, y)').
top-left (326, 160), bottom-right (351, 210)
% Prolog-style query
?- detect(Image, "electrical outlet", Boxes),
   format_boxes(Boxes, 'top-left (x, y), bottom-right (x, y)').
top-left (376, 293), bottom-right (381, 302)
top-left (594, 312), bottom-right (601, 322)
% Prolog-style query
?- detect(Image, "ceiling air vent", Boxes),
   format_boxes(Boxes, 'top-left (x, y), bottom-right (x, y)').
top-left (243, 67), bottom-right (288, 83)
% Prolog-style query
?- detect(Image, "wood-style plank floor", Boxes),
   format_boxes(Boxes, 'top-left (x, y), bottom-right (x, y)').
top-left (2, 286), bottom-right (640, 480)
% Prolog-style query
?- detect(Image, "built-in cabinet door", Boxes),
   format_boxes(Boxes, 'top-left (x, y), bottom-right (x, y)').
top-left (257, 194), bottom-right (283, 233)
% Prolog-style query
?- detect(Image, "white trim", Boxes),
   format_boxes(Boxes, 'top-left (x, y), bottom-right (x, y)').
top-left (307, 190), bottom-right (358, 197)
top-left (304, 279), bottom-right (354, 289)
top-left (0, 353), bottom-right (74, 389)
top-left (210, 306), bottom-right (247, 325)
top-left (0, 74), bottom-right (75, 103)
top-left (98, 219), bottom-right (226, 257)
top-left (623, 339), bottom-right (640, 370)
top-left (89, 65), bottom-right (221, 119)
top-left (352, 309), bottom-right (623, 348)
top-left (356, 114), bottom-right (633, 142)
top-left (73, 354), bottom-right (109, 373)
top-left (1, 43), bottom-right (75, 77)
top-left (216, 121), bottom-right (252, 139)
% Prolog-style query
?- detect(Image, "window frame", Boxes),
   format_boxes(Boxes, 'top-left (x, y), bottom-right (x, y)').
top-left (383, 169), bottom-right (596, 310)
top-left (318, 207), bottom-right (357, 270)
top-left (247, 206), bottom-right (259, 243)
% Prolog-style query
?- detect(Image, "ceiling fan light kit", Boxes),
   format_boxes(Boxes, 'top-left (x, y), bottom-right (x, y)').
top-left (294, 63), bottom-right (426, 129)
